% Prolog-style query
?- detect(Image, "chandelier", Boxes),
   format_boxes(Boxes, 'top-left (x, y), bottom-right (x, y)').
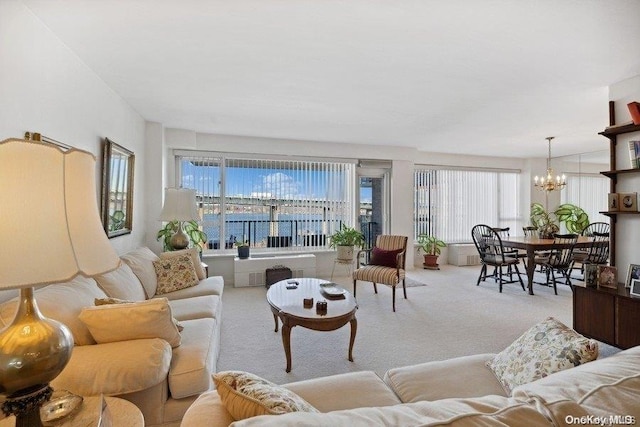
top-left (534, 136), bottom-right (566, 192)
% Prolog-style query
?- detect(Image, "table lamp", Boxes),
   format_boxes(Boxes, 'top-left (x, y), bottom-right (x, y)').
top-left (0, 138), bottom-right (120, 426)
top-left (159, 188), bottom-right (200, 250)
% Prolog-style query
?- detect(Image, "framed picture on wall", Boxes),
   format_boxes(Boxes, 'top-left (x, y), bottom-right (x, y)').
top-left (626, 264), bottom-right (640, 288)
top-left (597, 265), bottom-right (618, 289)
top-left (619, 192), bottom-right (638, 212)
top-left (608, 193), bottom-right (619, 211)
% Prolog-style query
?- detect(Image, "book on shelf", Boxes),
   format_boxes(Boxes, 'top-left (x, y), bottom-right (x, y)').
top-left (629, 102), bottom-right (640, 125)
top-left (628, 140), bottom-right (640, 169)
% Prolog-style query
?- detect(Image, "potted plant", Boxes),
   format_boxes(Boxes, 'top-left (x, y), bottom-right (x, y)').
top-left (157, 220), bottom-right (207, 252)
top-left (529, 203), bottom-right (559, 239)
top-left (417, 234), bottom-right (446, 269)
top-left (329, 224), bottom-right (365, 261)
top-left (235, 238), bottom-right (250, 259)
top-left (554, 203), bottom-right (590, 234)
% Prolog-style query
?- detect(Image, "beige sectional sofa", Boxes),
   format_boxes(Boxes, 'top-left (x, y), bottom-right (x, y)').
top-left (181, 346), bottom-right (640, 426)
top-left (0, 247), bottom-right (223, 427)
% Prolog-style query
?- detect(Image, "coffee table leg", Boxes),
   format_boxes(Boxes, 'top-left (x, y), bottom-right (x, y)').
top-left (348, 317), bottom-right (357, 362)
top-left (273, 313), bottom-right (279, 332)
top-left (282, 324), bottom-right (292, 372)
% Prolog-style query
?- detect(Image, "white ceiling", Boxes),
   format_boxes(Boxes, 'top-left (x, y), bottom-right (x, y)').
top-left (23, 0), bottom-right (640, 159)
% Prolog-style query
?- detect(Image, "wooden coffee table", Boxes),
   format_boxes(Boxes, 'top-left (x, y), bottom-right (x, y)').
top-left (267, 278), bottom-right (358, 372)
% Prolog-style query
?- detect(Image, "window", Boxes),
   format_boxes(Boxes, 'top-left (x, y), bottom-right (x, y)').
top-left (561, 174), bottom-right (609, 227)
top-left (414, 168), bottom-right (521, 243)
top-left (176, 152), bottom-right (356, 250)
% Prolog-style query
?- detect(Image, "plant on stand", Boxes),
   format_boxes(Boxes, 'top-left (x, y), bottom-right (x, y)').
top-left (329, 224), bottom-right (365, 261)
top-left (157, 220), bottom-right (208, 252)
top-left (417, 234), bottom-right (446, 270)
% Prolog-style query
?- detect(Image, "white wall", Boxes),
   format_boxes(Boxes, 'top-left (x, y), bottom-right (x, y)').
top-left (0, 1), bottom-right (146, 255)
top-left (608, 74), bottom-right (640, 274)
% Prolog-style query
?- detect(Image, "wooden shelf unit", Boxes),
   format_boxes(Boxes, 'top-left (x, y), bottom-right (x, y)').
top-left (573, 101), bottom-right (640, 349)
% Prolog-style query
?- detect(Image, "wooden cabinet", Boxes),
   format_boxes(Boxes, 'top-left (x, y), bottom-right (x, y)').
top-left (573, 283), bottom-right (640, 349)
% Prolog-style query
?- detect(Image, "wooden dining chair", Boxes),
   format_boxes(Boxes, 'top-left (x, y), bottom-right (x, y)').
top-left (353, 235), bottom-right (408, 312)
top-left (471, 224), bottom-right (525, 293)
top-left (534, 233), bottom-right (578, 295)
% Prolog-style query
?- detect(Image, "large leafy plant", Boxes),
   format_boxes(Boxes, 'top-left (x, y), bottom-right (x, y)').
top-left (157, 220), bottom-right (208, 252)
top-left (530, 203), bottom-right (559, 238)
top-left (554, 203), bottom-right (590, 234)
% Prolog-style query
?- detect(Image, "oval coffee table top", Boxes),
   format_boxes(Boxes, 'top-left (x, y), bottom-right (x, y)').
top-left (267, 277), bottom-right (357, 320)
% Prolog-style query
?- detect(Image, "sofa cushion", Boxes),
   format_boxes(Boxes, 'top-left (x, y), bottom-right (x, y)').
top-left (513, 345), bottom-right (640, 414)
top-left (95, 296), bottom-right (184, 331)
top-left (160, 276), bottom-right (224, 300)
top-left (169, 295), bottom-right (222, 321)
top-left (79, 298), bottom-right (181, 348)
top-left (486, 317), bottom-right (598, 394)
top-left (51, 338), bottom-right (172, 396)
top-left (121, 246), bottom-right (160, 298)
top-left (94, 262), bottom-right (147, 301)
top-left (160, 248), bottom-right (206, 280)
top-left (284, 371), bottom-right (401, 413)
top-left (384, 353), bottom-right (506, 403)
top-left (154, 255), bottom-right (199, 295)
top-left (214, 371), bottom-right (319, 421)
top-left (0, 275), bottom-right (107, 346)
top-left (168, 317), bottom-right (217, 399)
top-left (231, 395), bottom-right (556, 427)
top-left (181, 391), bottom-right (235, 427)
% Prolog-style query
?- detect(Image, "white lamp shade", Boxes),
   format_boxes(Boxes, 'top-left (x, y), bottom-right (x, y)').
top-left (0, 138), bottom-right (120, 289)
top-left (159, 188), bottom-right (200, 221)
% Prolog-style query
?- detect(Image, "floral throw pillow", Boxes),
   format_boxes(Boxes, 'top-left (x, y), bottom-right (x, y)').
top-left (213, 371), bottom-right (319, 420)
top-left (153, 255), bottom-right (199, 295)
top-left (486, 317), bottom-right (598, 394)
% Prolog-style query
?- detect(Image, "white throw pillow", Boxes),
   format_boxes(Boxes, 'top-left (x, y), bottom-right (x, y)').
top-left (94, 263), bottom-right (147, 301)
top-left (121, 247), bottom-right (160, 298)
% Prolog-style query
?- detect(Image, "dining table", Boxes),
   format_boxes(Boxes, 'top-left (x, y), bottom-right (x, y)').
top-left (499, 235), bottom-right (609, 295)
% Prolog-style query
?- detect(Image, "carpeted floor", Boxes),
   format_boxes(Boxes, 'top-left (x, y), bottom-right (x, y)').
top-left (216, 264), bottom-right (619, 385)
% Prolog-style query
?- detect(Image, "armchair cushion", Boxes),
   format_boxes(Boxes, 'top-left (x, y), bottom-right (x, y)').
top-left (369, 247), bottom-right (403, 268)
top-left (51, 338), bottom-right (172, 396)
top-left (154, 255), bottom-right (199, 295)
top-left (213, 371), bottom-right (319, 420)
top-left (353, 265), bottom-right (405, 286)
top-left (486, 317), bottom-right (598, 394)
top-left (79, 297), bottom-right (181, 348)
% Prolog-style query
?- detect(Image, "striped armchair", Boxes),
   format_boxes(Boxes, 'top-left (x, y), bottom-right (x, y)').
top-left (353, 235), bottom-right (408, 312)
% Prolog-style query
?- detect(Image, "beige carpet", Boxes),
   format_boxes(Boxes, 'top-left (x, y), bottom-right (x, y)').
top-left (217, 264), bottom-right (618, 385)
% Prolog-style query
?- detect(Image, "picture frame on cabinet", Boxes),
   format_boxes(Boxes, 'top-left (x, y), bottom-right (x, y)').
top-left (585, 264), bottom-right (598, 288)
top-left (597, 265), bottom-right (618, 289)
top-left (619, 192), bottom-right (638, 212)
top-left (608, 193), bottom-right (619, 211)
top-left (630, 279), bottom-right (640, 297)
top-left (626, 264), bottom-right (640, 288)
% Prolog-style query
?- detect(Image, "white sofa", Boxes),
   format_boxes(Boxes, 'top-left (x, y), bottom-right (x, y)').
top-left (0, 247), bottom-right (223, 427)
top-left (181, 346), bottom-right (640, 426)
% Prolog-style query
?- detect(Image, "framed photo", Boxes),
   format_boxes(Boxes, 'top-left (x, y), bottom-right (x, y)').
top-left (608, 193), bottom-right (619, 211)
top-left (584, 264), bottom-right (598, 287)
top-left (626, 264), bottom-right (640, 288)
top-left (597, 265), bottom-right (618, 289)
top-left (631, 279), bottom-right (640, 297)
top-left (619, 192), bottom-right (638, 212)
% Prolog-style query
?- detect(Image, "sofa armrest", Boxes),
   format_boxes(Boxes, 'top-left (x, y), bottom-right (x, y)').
top-left (51, 338), bottom-right (172, 396)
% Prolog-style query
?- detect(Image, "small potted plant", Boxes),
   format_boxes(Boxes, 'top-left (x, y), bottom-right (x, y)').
top-left (329, 224), bottom-right (365, 261)
top-left (417, 234), bottom-right (446, 269)
top-left (235, 238), bottom-right (250, 259)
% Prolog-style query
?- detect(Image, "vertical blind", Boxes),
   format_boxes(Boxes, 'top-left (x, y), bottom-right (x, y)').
top-left (414, 168), bottom-right (520, 243)
top-left (177, 153), bottom-right (355, 250)
top-left (561, 174), bottom-right (609, 228)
